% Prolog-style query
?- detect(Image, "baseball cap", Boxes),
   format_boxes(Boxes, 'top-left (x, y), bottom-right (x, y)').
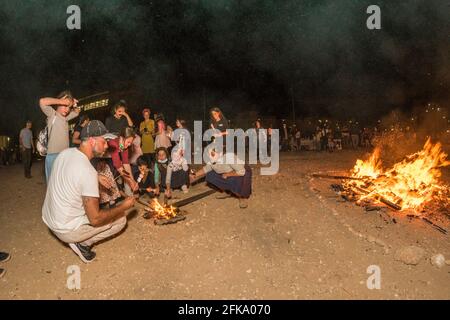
top-left (80, 120), bottom-right (117, 140)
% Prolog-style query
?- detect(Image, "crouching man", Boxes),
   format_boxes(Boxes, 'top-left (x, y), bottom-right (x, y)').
top-left (42, 120), bottom-right (135, 263)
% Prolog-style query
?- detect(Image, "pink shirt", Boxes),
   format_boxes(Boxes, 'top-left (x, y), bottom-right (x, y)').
top-left (107, 138), bottom-right (129, 170)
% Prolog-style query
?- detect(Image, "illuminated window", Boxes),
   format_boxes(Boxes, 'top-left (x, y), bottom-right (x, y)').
top-left (78, 97), bottom-right (109, 111)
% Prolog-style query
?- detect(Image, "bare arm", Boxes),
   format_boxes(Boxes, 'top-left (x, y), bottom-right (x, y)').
top-left (222, 171), bottom-right (243, 178)
top-left (67, 108), bottom-right (80, 121)
top-left (123, 112), bottom-right (134, 127)
top-left (122, 163), bottom-right (138, 191)
top-left (39, 97), bottom-right (72, 116)
top-left (165, 166), bottom-right (173, 196)
top-left (190, 167), bottom-right (206, 184)
top-left (82, 196), bottom-right (135, 227)
top-left (39, 97), bottom-right (72, 108)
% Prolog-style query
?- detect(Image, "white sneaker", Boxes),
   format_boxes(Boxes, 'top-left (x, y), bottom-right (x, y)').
top-left (181, 185), bottom-right (189, 193)
top-left (69, 243), bottom-right (96, 264)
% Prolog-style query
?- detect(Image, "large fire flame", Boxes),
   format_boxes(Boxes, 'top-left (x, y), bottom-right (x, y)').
top-left (345, 138), bottom-right (450, 211)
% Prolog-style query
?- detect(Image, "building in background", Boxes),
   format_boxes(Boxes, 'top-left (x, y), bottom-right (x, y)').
top-left (69, 89), bottom-right (145, 131)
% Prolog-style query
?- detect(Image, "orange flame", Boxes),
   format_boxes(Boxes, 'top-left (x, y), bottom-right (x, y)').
top-left (351, 147), bottom-right (382, 179)
top-left (345, 138), bottom-right (450, 211)
top-left (150, 198), bottom-right (178, 220)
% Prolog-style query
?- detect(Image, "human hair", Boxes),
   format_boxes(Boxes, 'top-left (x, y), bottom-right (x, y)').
top-left (157, 119), bottom-right (166, 132)
top-left (57, 90), bottom-right (73, 100)
top-left (111, 100), bottom-right (127, 115)
top-left (155, 147), bottom-right (169, 159)
top-left (136, 156), bottom-right (149, 167)
top-left (209, 107), bottom-right (223, 120)
top-left (120, 126), bottom-right (136, 139)
top-left (55, 90), bottom-right (74, 109)
top-left (78, 114), bottom-right (90, 126)
top-left (142, 108), bottom-right (151, 117)
top-left (154, 112), bottom-right (165, 123)
top-left (176, 118), bottom-right (186, 128)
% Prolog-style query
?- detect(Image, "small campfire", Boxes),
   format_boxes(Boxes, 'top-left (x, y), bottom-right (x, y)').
top-left (315, 138), bottom-right (450, 234)
top-left (150, 198), bottom-right (179, 220)
top-left (141, 199), bottom-right (186, 225)
top-left (137, 189), bottom-right (216, 226)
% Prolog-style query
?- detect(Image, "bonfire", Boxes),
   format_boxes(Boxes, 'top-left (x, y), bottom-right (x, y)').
top-left (343, 138), bottom-right (450, 214)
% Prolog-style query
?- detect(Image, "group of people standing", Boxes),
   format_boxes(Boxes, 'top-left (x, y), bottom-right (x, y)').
top-left (27, 91), bottom-right (253, 264)
top-left (312, 126), bottom-right (377, 152)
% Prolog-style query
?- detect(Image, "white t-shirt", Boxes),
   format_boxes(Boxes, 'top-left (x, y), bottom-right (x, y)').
top-left (42, 148), bottom-right (99, 234)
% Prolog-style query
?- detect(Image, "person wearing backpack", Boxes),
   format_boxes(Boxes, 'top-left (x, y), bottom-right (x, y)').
top-left (39, 91), bottom-right (80, 181)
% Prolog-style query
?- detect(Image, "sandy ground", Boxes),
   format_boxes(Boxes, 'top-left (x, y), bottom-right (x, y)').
top-left (0, 150), bottom-right (449, 300)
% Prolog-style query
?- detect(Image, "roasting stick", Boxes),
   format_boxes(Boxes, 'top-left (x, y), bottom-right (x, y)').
top-left (420, 217), bottom-right (448, 235)
top-left (136, 189), bottom-right (217, 210)
top-left (310, 173), bottom-right (388, 182)
top-left (98, 173), bottom-right (122, 182)
top-left (311, 173), bottom-right (365, 181)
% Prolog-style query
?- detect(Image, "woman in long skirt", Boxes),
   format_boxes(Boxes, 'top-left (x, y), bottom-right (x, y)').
top-left (192, 149), bottom-right (252, 209)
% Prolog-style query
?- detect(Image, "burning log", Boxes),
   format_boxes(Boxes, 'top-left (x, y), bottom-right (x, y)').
top-left (154, 214), bottom-right (186, 225)
top-left (356, 187), bottom-right (401, 211)
top-left (350, 185), bottom-right (402, 211)
top-left (365, 205), bottom-right (384, 212)
top-left (136, 189), bottom-right (217, 224)
top-left (324, 139), bottom-right (450, 234)
top-left (344, 138), bottom-right (450, 212)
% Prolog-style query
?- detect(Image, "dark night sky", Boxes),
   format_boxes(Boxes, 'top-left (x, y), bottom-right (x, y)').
top-left (0, 0), bottom-right (449, 136)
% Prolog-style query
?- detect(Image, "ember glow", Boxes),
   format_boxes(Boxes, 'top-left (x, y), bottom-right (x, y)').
top-left (150, 199), bottom-right (178, 220)
top-left (345, 138), bottom-right (450, 212)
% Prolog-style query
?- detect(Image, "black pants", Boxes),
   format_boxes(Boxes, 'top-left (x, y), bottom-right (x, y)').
top-left (22, 148), bottom-right (32, 177)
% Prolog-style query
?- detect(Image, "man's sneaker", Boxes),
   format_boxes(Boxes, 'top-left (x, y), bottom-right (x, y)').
top-left (0, 268), bottom-right (5, 278)
top-left (239, 198), bottom-right (249, 209)
top-left (69, 243), bottom-right (96, 263)
top-left (0, 252), bottom-right (10, 263)
top-left (181, 185), bottom-right (189, 194)
top-left (216, 193), bottom-right (231, 200)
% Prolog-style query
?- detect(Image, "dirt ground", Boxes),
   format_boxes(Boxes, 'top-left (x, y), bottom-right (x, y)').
top-left (0, 150), bottom-right (449, 300)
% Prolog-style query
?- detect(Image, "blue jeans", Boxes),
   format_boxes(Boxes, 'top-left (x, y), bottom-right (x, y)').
top-left (45, 153), bottom-right (59, 182)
